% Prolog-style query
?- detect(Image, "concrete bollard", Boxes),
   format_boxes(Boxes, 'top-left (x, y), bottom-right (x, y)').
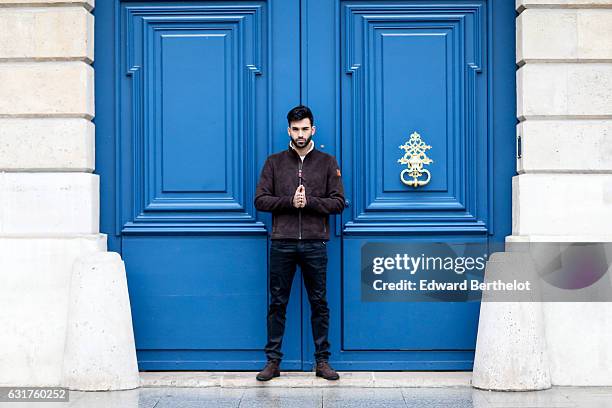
top-left (62, 251), bottom-right (140, 391)
top-left (472, 252), bottom-right (551, 391)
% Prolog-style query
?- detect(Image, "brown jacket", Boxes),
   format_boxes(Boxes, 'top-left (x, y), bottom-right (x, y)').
top-left (254, 144), bottom-right (346, 240)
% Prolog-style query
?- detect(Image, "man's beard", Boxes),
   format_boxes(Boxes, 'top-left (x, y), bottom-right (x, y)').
top-left (291, 135), bottom-right (312, 149)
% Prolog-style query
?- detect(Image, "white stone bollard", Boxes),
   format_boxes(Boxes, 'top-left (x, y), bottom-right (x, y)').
top-left (472, 252), bottom-right (551, 391)
top-left (62, 251), bottom-right (140, 391)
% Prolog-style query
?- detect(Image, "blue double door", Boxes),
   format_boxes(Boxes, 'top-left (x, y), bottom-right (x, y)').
top-left (96, 0), bottom-right (515, 370)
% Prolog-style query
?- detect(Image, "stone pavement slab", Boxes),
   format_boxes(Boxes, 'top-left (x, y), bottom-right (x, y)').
top-left (3, 384), bottom-right (611, 408)
top-left (35, 386), bottom-right (612, 408)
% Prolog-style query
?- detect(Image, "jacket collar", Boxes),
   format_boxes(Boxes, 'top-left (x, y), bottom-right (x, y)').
top-left (288, 139), bottom-right (315, 158)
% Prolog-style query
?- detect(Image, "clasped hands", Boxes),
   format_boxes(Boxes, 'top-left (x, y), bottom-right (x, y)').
top-left (292, 185), bottom-right (307, 208)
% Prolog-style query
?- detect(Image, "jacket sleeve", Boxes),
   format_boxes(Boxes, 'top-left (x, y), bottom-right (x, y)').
top-left (254, 157), bottom-right (295, 212)
top-left (304, 156), bottom-right (346, 215)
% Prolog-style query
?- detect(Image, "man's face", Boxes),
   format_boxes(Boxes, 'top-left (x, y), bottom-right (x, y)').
top-left (288, 117), bottom-right (316, 148)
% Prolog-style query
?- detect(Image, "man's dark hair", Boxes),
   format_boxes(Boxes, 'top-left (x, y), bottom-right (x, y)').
top-left (287, 105), bottom-right (314, 126)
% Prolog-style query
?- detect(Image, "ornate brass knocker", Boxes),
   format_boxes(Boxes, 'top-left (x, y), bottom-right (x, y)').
top-left (397, 131), bottom-right (433, 187)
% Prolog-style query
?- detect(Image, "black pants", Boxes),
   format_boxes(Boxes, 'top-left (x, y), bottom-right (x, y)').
top-left (264, 239), bottom-right (331, 363)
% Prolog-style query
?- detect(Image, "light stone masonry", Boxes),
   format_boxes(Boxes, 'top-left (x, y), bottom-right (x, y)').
top-left (0, 235), bottom-right (106, 386)
top-left (0, 118), bottom-right (94, 171)
top-left (518, 0), bottom-right (612, 10)
top-left (0, 172), bottom-right (99, 234)
top-left (475, 0), bottom-right (612, 390)
top-left (517, 120), bottom-right (612, 173)
top-left (517, 63), bottom-right (612, 119)
top-left (0, 0), bottom-right (138, 390)
top-left (517, 9), bottom-right (612, 63)
top-left (0, 6), bottom-right (93, 61)
top-left (512, 173), bottom-right (612, 237)
top-left (0, 61), bottom-right (94, 118)
top-left (0, 0), bottom-right (93, 11)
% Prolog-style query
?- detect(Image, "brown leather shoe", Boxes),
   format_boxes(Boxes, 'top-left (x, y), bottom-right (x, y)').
top-left (315, 361), bottom-right (340, 380)
top-left (256, 359), bottom-right (280, 381)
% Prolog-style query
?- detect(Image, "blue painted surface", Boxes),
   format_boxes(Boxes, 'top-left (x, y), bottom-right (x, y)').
top-left (95, 0), bottom-right (516, 370)
top-left (300, 0), bottom-right (515, 370)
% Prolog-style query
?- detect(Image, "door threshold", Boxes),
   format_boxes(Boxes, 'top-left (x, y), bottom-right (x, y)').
top-left (140, 371), bottom-right (472, 388)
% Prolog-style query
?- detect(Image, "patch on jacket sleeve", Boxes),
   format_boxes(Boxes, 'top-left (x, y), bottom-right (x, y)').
top-left (336, 168), bottom-right (341, 177)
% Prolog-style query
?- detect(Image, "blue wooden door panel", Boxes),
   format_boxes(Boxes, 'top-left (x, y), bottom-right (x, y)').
top-left (342, 0), bottom-right (488, 352)
top-left (341, 1), bottom-right (489, 232)
top-left (160, 34), bottom-right (229, 193)
top-left (301, 0), bottom-right (515, 369)
top-left (123, 236), bottom-right (268, 350)
top-left (342, 237), bottom-right (483, 351)
top-left (97, 0), bottom-right (303, 370)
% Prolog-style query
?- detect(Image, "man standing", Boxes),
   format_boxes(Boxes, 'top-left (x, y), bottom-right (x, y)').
top-left (254, 105), bottom-right (345, 381)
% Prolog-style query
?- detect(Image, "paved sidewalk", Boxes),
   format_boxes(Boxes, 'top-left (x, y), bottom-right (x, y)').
top-left (35, 385), bottom-right (612, 408)
top-left (3, 373), bottom-right (612, 407)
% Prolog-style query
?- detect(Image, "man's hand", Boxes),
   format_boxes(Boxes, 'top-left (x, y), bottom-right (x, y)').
top-left (293, 185), bottom-right (307, 208)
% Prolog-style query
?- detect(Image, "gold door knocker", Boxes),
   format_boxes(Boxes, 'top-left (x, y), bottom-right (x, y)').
top-left (397, 131), bottom-right (433, 187)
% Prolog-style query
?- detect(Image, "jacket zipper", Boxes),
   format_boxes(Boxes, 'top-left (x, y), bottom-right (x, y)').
top-left (298, 158), bottom-right (303, 240)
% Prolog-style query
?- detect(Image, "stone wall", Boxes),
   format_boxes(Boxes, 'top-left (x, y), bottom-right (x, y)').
top-left (509, 0), bottom-right (612, 387)
top-left (515, 0), bottom-right (612, 237)
top-left (0, 0), bottom-right (130, 388)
